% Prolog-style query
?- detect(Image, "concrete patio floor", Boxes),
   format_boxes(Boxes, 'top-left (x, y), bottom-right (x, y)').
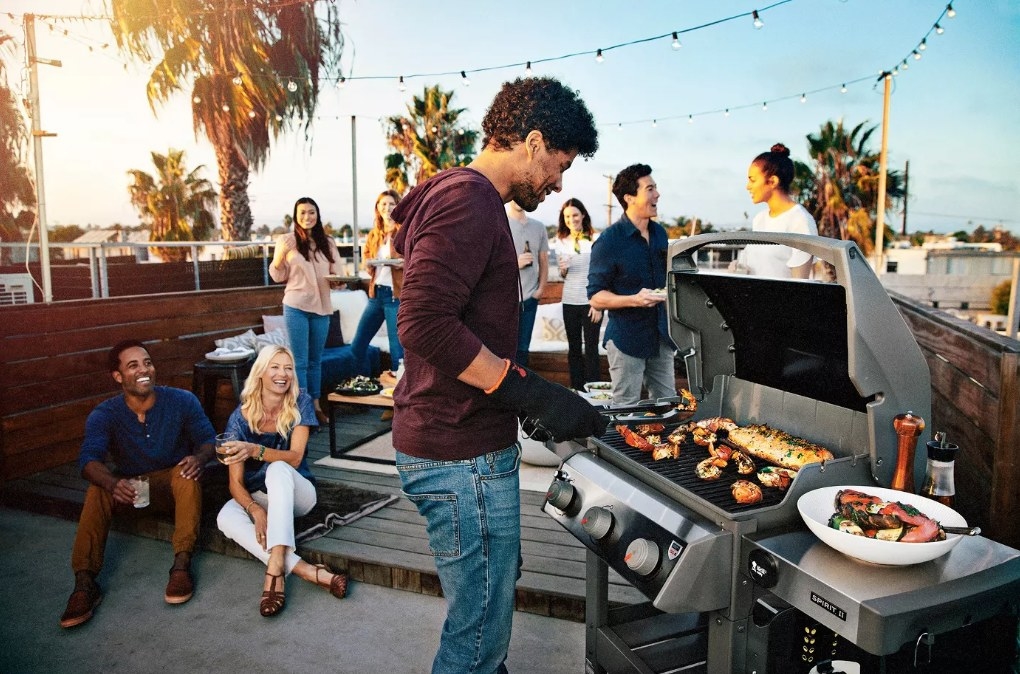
top-left (0, 507), bottom-right (584, 673)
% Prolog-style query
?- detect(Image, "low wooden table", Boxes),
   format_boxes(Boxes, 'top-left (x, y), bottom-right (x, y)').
top-left (326, 372), bottom-right (396, 463)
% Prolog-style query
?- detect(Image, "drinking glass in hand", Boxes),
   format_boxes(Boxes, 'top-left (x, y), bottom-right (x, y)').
top-left (131, 475), bottom-right (150, 508)
top-left (215, 432), bottom-right (238, 464)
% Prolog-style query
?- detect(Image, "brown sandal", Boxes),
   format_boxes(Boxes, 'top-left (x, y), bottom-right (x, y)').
top-left (260, 572), bottom-right (285, 617)
top-left (314, 564), bottom-right (348, 599)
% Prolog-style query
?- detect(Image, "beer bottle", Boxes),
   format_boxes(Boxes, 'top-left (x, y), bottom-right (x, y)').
top-left (523, 241), bottom-right (533, 267)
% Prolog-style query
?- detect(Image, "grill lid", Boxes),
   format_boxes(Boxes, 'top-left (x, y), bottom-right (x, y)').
top-left (665, 233), bottom-right (931, 486)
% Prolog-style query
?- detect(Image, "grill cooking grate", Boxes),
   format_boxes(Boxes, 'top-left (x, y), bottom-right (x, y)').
top-left (593, 423), bottom-right (788, 514)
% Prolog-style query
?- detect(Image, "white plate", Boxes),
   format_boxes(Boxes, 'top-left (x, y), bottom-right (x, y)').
top-left (366, 259), bottom-right (402, 267)
top-left (797, 486), bottom-right (967, 566)
top-left (579, 390), bottom-right (613, 405)
top-left (583, 381), bottom-right (613, 393)
top-left (204, 348), bottom-right (254, 363)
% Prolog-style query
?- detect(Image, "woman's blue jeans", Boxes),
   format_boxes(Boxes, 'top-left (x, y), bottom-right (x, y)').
top-left (396, 444), bottom-right (521, 674)
top-left (283, 304), bottom-right (330, 398)
top-left (350, 285), bottom-right (403, 374)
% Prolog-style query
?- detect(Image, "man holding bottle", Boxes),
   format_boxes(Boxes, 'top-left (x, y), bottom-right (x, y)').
top-left (506, 200), bottom-right (548, 366)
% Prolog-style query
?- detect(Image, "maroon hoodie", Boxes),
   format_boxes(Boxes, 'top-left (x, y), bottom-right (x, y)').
top-left (391, 168), bottom-right (521, 459)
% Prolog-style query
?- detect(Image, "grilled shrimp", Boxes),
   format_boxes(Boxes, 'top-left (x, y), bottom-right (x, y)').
top-left (695, 457), bottom-right (723, 480)
top-left (652, 443), bottom-right (680, 461)
top-left (675, 388), bottom-right (698, 413)
top-left (694, 417), bottom-right (737, 433)
top-left (731, 450), bottom-right (756, 475)
top-left (757, 466), bottom-right (796, 490)
top-left (731, 480), bottom-right (763, 505)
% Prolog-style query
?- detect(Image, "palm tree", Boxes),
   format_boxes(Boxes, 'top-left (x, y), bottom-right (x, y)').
top-left (107, 0), bottom-right (344, 240)
top-left (795, 120), bottom-right (904, 255)
top-left (0, 31), bottom-right (36, 249)
top-left (385, 85), bottom-right (478, 194)
top-left (127, 149), bottom-right (217, 262)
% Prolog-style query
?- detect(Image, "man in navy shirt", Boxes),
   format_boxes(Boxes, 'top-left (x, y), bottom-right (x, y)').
top-left (588, 163), bottom-right (678, 404)
top-left (60, 340), bottom-right (216, 628)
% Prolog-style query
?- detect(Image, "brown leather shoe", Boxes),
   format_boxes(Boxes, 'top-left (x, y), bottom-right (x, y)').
top-left (60, 582), bottom-right (102, 628)
top-left (165, 567), bottom-right (194, 604)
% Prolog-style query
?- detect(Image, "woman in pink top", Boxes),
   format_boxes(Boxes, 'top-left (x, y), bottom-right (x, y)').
top-left (269, 197), bottom-right (341, 423)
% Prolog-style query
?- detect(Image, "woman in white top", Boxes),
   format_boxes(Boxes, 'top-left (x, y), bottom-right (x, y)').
top-left (739, 143), bottom-right (818, 278)
top-left (349, 190), bottom-right (404, 375)
top-left (551, 198), bottom-right (602, 390)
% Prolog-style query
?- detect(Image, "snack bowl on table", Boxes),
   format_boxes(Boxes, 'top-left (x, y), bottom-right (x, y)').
top-left (797, 485), bottom-right (968, 566)
top-left (583, 381), bottom-right (613, 394)
top-left (579, 390), bottom-right (614, 406)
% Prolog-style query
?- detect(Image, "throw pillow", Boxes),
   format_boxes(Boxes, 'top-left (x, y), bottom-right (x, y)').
top-left (214, 328), bottom-right (258, 351)
top-left (325, 310), bottom-right (345, 348)
top-left (256, 330), bottom-right (289, 352)
top-left (262, 314), bottom-right (287, 336)
top-left (541, 317), bottom-right (567, 342)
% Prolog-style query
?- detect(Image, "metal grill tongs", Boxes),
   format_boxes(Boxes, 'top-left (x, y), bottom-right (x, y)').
top-left (595, 400), bottom-right (687, 426)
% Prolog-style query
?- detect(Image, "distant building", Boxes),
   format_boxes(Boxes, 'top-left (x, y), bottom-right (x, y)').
top-left (67, 229), bottom-right (150, 261)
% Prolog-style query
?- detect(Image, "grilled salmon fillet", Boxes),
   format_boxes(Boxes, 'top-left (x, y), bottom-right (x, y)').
top-left (725, 424), bottom-right (833, 471)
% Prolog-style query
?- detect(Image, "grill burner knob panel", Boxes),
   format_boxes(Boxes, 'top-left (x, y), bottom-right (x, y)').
top-left (581, 506), bottom-right (614, 540)
top-left (624, 538), bottom-right (660, 576)
top-left (546, 480), bottom-right (576, 512)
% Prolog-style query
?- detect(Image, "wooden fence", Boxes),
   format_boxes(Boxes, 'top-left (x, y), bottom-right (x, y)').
top-left (0, 287), bottom-right (282, 481)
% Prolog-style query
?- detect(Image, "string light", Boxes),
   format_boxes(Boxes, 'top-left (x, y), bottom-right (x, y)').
top-left (840, 83), bottom-right (847, 93)
top-left (913, 50), bottom-right (921, 60)
top-left (901, 59), bottom-right (909, 70)
top-left (248, 110), bottom-right (256, 118)
top-left (232, 75), bottom-right (242, 86)
top-left (935, 23), bottom-right (944, 34)
top-left (192, 95), bottom-right (201, 104)
top-left (337, 76), bottom-right (346, 89)
top-left (275, 114), bottom-right (283, 122)
top-left (525, 61), bottom-right (532, 76)
top-left (398, 76), bottom-right (406, 91)
top-left (688, 115), bottom-right (693, 123)
top-left (724, 109), bottom-right (730, 117)
top-left (671, 32), bottom-right (681, 50)
top-left (752, 10), bottom-right (764, 29)
top-left (946, 3), bottom-right (956, 18)
top-left (919, 38), bottom-right (927, 50)
top-left (221, 104), bottom-right (229, 112)
top-left (800, 93), bottom-right (806, 103)
top-left (286, 80), bottom-right (297, 92)
top-left (652, 119), bottom-right (657, 127)
top-left (595, 48), bottom-right (604, 63)
top-left (762, 101), bottom-right (768, 111)
top-left (460, 70), bottom-right (470, 86)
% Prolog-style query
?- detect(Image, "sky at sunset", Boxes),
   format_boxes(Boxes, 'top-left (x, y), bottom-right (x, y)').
top-left (3, 0), bottom-right (1018, 238)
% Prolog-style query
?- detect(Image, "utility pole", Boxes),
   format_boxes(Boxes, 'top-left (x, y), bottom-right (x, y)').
top-left (874, 73), bottom-right (891, 275)
top-left (603, 174), bottom-right (614, 228)
top-left (901, 160), bottom-right (910, 237)
top-left (350, 115), bottom-right (359, 274)
top-left (25, 14), bottom-right (61, 303)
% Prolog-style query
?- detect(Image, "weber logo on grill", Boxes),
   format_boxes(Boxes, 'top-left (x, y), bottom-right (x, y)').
top-left (810, 592), bottom-right (847, 621)
top-left (667, 540), bottom-right (683, 560)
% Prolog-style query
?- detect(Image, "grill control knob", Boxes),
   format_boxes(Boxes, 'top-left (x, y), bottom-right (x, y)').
top-left (624, 538), bottom-right (660, 576)
top-left (581, 506), bottom-right (614, 540)
top-left (546, 480), bottom-right (576, 511)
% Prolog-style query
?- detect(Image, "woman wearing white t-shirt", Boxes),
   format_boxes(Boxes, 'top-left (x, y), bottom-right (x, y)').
top-left (738, 143), bottom-right (818, 278)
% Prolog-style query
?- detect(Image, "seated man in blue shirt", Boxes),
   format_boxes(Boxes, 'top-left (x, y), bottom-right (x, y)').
top-left (588, 163), bottom-right (677, 404)
top-left (60, 340), bottom-right (216, 628)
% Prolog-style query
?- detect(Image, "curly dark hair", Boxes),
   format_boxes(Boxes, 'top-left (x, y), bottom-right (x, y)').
top-left (108, 339), bottom-right (149, 373)
top-left (612, 163), bottom-right (652, 210)
top-left (481, 77), bottom-right (598, 158)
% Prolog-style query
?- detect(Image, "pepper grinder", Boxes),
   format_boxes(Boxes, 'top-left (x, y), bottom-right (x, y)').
top-left (920, 431), bottom-right (958, 507)
top-left (891, 411), bottom-right (925, 492)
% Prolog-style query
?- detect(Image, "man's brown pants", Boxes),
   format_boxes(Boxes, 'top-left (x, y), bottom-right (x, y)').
top-left (70, 466), bottom-right (202, 575)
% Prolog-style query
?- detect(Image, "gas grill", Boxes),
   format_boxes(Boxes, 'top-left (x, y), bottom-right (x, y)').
top-left (543, 233), bottom-right (1020, 673)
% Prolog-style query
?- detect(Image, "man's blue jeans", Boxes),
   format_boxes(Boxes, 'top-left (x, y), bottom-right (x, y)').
top-left (283, 304), bottom-right (330, 398)
top-left (350, 285), bottom-right (403, 374)
top-left (396, 444), bottom-right (522, 674)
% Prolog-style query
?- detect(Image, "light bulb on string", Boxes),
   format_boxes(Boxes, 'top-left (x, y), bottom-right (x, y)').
top-left (275, 114), bottom-right (283, 122)
top-left (337, 76), bottom-right (346, 89)
top-left (892, 66), bottom-right (899, 76)
top-left (595, 49), bottom-right (604, 63)
top-left (800, 93), bottom-right (807, 103)
top-left (946, 3), bottom-right (956, 18)
top-left (232, 75), bottom-right (242, 86)
top-left (287, 80), bottom-right (298, 92)
top-left (935, 23), bottom-right (944, 34)
top-left (913, 50), bottom-right (921, 60)
top-left (671, 32), bottom-right (681, 50)
top-left (919, 38), bottom-right (927, 50)
top-left (752, 10), bottom-right (764, 29)
top-left (652, 119), bottom-right (657, 128)
top-left (248, 110), bottom-right (256, 118)
top-left (525, 61), bottom-right (532, 76)
top-left (688, 115), bottom-right (693, 124)
top-left (192, 95), bottom-right (201, 104)
top-left (617, 123), bottom-right (622, 131)
top-left (222, 104), bottom-right (230, 112)
top-left (398, 76), bottom-right (406, 91)
top-left (901, 59), bottom-right (909, 70)
top-left (724, 109), bottom-right (730, 117)
top-left (461, 70), bottom-right (470, 86)
top-left (840, 83), bottom-right (847, 93)
top-left (762, 101), bottom-right (768, 111)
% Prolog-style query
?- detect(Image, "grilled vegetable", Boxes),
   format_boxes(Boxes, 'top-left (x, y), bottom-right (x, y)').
top-left (827, 489), bottom-right (945, 543)
top-left (725, 424), bottom-right (834, 471)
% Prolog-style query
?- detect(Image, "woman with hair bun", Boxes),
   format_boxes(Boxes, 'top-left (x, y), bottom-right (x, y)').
top-left (737, 143), bottom-right (818, 278)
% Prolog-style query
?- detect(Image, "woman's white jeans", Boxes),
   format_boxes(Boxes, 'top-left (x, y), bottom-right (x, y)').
top-left (216, 462), bottom-right (317, 575)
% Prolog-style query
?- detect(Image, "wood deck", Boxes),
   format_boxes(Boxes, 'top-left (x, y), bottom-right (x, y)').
top-left (0, 423), bottom-right (644, 622)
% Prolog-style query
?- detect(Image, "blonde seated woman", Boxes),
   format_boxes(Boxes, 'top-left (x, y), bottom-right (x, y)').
top-left (216, 345), bottom-right (348, 617)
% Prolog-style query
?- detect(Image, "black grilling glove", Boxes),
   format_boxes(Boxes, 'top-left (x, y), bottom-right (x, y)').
top-left (487, 360), bottom-right (608, 442)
